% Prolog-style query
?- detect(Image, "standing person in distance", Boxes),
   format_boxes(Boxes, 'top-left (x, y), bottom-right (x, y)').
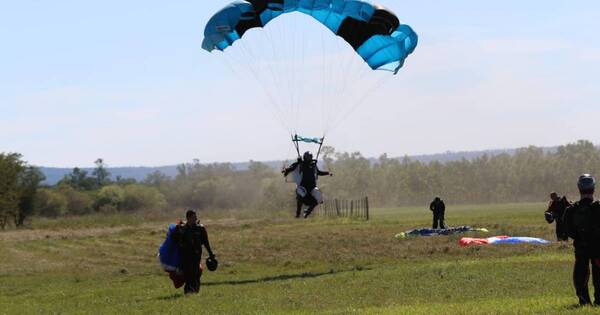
top-left (564, 174), bottom-right (600, 306)
top-left (429, 196), bottom-right (447, 229)
top-left (544, 192), bottom-right (571, 241)
top-left (173, 210), bottom-right (216, 295)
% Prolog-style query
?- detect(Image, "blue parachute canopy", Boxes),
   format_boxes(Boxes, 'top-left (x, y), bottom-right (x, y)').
top-left (202, 0), bottom-right (418, 74)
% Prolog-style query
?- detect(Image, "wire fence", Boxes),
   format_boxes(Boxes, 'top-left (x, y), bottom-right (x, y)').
top-left (316, 197), bottom-right (369, 220)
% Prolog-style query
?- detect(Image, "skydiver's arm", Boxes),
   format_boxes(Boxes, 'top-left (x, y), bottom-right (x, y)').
top-left (316, 165), bottom-right (331, 176)
top-left (201, 226), bottom-right (215, 258)
top-left (429, 202), bottom-right (435, 211)
top-left (283, 162), bottom-right (298, 176)
top-left (317, 169), bottom-right (330, 176)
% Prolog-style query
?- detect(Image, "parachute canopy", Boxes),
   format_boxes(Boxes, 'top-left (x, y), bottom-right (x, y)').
top-left (459, 236), bottom-right (551, 246)
top-left (158, 224), bottom-right (182, 273)
top-left (395, 226), bottom-right (489, 239)
top-left (202, 0), bottom-right (418, 74)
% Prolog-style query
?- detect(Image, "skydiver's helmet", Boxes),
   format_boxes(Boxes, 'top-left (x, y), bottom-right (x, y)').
top-left (303, 151), bottom-right (313, 163)
top-left (206, 256), bottom-right (218, 272)
top-left (577, 174), bottom-right (596, 194)
top-left (549, 192), bottom-right (558, 200)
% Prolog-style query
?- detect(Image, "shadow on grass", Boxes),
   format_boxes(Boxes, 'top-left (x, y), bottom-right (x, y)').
top-left (203, 267), bottom-right (372, 287)
top-left (156, 293), bottom-right (185, 301)
top-left (155, 267), bottom-right (370, 300)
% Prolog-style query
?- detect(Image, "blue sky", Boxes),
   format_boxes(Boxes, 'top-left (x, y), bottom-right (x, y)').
top-left (1, 1), bottom-right (599, 167)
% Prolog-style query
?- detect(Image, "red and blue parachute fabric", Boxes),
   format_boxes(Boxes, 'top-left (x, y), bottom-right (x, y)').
top-left (158, 224), bottom-right (185, 288)
top-left (459, 236), bottom-right (551, 247)
top-left (202, 0), bottom-right (418, 74)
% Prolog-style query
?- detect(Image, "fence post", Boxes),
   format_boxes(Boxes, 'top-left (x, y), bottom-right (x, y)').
top-left (365, 196), bottom-right (369, 221)
top-left (351, 200), bottom-right (354, 218)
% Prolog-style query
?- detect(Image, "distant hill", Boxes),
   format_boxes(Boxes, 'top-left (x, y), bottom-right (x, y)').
top-left (38, 147), bottom-right (558, 185)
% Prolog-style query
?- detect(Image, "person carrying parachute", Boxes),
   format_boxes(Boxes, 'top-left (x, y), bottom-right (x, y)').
top-left (158, 210), bottom-right (218, 294)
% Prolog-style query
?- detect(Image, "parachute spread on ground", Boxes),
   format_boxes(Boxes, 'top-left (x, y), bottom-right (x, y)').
top-left (202, 1), bottom-right (418, 148)
top-left (459, 236), bottom-right (551, 246)
top-left (395, 226), bottom-right (489, 239)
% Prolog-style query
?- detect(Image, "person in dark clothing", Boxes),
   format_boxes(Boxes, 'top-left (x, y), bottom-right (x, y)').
top-left (283, 151), bottom-right (332, 218)
top-left (545, 192), bottom-right (571, 241)
top-left (429, 197), bottom-right (446, 229)
top-left (564, 174), bottom-right (600, 306)
top-left (173, 210), bottom-right (215, 294)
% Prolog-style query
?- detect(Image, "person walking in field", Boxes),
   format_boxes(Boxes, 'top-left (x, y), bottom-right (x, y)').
top-left (429, 197), bottom-right (446, 229)
top-left (544, 192), bottom-right (570, 241)
top-left (564, 174), bottom-right (600, 306)
top-left (173, 210), bottom-right (216, 294)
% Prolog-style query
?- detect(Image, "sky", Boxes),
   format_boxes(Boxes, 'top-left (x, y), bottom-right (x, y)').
top-left (1, 1), bottom-right (599, 167)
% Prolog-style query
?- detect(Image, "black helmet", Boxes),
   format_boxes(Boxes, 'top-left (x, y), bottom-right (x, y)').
top-left (303, 151), bottom-right (313, 161)
top-left (206, 256), bottom-right (218, 272)
top-left (577, 174), bottom-right (596, 193)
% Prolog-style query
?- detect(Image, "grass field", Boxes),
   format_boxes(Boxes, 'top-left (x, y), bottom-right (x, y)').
top-left (0, 203), bottom-right (597, 314)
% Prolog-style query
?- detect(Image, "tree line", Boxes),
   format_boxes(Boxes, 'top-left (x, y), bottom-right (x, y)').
top-left (1, 140), bottom-right (599, 227)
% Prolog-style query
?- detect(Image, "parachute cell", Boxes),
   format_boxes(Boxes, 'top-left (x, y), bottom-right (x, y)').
top-left (202, 0), bottom-right (418, 73)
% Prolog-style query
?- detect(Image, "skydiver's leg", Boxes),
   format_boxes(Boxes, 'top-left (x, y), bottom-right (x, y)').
top-left (295, 195), bottom-right (303, 218)
top-left (574, 251), bottom-right (592, 305)
top-left (439, 211), bottom-right (446, 229)
top-left (432, 212), bottom-right (439, 229)
top-left (556, 220), bottom-right (568, 241)
top-left (182, 257), bottom-right (201, 294)
top-left (592, 258), bottom-right (600, 304)
top-left (303, 196), bottom-right (318, 218)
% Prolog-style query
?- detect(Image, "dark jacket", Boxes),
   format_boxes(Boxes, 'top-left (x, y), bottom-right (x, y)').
top-left (546, 196), bottom-right (570, 223)
top-left (173, 223), bottom-right (210, 261)
top-left (430, 199), bottom-right (445, 213)
top-left (564, 198), bottom-right (600, 255)
top-left (284, 160), bottom-right (329, 190)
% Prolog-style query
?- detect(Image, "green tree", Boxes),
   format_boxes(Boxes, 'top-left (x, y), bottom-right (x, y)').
top-left (93, 185), bottom-right (124, 212)
top-left (15, 166), bottom-right (45, 226)
top-left (93, 158), bottom-right (111, 187)
top-left (0, 153), bottom-right (24, 229)
top-left (35, 189), bottom-right (68, 217)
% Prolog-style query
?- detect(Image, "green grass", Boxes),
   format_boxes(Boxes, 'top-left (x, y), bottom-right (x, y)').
top-left (0, 203), bottom-right (595, 314)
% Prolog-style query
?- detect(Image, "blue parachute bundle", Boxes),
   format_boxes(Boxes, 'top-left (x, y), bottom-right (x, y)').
top-left (158, 224), bottom-right (182, 273)
top-left (395, 226), bottom-right (489, 239)
top-left (202, 0), bottom-right (418, 74)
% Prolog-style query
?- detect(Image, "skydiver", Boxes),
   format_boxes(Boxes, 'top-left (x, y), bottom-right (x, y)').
top-left (564, 174), bottom-right (600, 306)
top-left (544, 192), bottom-right (570, 241)
top-left (283, 151), bottom-right (332, 218)
top-left (429, 197), bottom-right (447, 229)
top-left (172, 210), bottom-right (216, 294)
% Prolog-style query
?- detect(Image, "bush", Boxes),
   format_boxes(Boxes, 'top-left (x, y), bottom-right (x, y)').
top-left (121, 185), bottom-right (167, 211)
top-left (35, 189), bottom-right (67, 217)
top-left (257, 178), bottom-right (295, 211)
top-left (58, 185), bottom-right (94, 215)
top-left (93, 185), bottom-right (125, 211)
